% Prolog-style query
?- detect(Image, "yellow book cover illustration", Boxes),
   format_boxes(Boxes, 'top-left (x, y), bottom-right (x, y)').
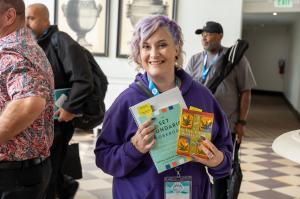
top-left (176, 109), bottom-right (214, 159)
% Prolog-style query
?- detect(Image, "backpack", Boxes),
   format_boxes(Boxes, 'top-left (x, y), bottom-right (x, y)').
top-left (51, 32), bottom-right (108, 130)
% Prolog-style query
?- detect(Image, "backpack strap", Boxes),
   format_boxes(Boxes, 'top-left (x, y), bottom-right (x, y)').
top-left (135, 80), bottom-right (154, 97)
top-left (206, 39), bottom-right (249, 94)
top-left (228, 39), bottom-right (249, 65)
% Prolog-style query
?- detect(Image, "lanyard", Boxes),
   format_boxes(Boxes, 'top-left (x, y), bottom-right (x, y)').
top-left (201, 51), bottom-right (220, 82)
top-left (148, 75), bottom-right (160, 96)
top-left (147, 74), bottom-right (180, 96)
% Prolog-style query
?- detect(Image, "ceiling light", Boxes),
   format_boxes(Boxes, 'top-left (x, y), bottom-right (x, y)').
top-left (273, 12), bottom-right (278, 15)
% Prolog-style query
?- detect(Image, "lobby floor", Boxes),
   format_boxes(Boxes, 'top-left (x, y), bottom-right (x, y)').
top-left (72, 94), bottom-right (300, 199)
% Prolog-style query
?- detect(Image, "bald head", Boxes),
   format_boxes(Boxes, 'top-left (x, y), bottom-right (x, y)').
top-left (26, 3), bottom-right (50, 38)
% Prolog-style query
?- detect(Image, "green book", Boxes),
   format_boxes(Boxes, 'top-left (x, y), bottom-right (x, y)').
top-left (138, 104), bottom-right (191, 173)
top-left (53, 88), bottom-right (71, 119)
top-left (129, 87), bottom-right (190, 173)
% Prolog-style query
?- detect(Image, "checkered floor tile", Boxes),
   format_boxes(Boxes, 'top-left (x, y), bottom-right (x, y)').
top-left (72, 134), bottom-right (300, 199)
top-left (239, 140), bottom-right (300, 199)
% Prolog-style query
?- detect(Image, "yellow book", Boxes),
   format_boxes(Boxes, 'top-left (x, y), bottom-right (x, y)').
top-left (176, 109), bottom-right (214, 159)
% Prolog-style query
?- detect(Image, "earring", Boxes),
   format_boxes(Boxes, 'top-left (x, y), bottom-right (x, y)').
top-left (174, 56), bottom-right (179, 67)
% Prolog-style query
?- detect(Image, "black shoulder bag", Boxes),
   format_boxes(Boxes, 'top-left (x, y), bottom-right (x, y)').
top-left (205, 39), bottom-right (249, 94)
top-left (227, 140), bottom-right (243, 199)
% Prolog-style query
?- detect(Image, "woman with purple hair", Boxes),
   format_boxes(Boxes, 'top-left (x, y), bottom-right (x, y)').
top-left (95, 15), bottom-right (232, 199)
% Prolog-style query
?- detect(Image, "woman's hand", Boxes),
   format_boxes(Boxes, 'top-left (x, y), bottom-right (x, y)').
top-left (131, 119), bottom-right (156, 154)
top-left (191, 138), bottom-right (224, 168)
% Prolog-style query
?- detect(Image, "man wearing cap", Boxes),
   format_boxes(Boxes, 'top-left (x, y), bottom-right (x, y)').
top-left (185, 21), bottom-right (256, 199)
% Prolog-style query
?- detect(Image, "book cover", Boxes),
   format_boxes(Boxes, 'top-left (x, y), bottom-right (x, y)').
top-left (176, 109), bottom-right (214, 159)
top-left (129, 87), bottom-right (187, 126)
top-left (138, 104), bottom-right (191, 173)
top-left (53, 88), bottom-right (71, 119)
top-left (129, 87), bottom-right (190, 173)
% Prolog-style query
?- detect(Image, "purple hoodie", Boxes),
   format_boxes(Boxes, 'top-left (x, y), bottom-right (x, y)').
top-left (95, 69), bottom-right (232, 199)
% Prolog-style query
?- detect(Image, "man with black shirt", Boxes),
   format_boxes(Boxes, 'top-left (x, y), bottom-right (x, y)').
top-left (26, 3), bottom-right (94, 199)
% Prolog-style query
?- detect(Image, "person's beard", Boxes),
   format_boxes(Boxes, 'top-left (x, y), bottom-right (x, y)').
top-left (204, 41), bottom-right (220, 53)
top-left (28, 28), bottom-right (38, 40)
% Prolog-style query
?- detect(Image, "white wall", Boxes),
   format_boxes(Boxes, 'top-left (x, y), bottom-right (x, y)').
top-left (285, 18), bottom-right (300, 113)
top-left (24, 0), bottom-right (244, 109)
top-left (242, 25), bottom-right (290, 92)
top-left (178, 0), bottom-right (243, 61)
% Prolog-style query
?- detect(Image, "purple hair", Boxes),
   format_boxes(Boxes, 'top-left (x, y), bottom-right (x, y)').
top-left (130, 15), bottom-right (184, 68)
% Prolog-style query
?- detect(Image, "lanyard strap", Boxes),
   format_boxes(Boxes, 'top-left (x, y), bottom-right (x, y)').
top-left (147, 74), bottom-right (180, 96)
top-left (148, 76), bottom-right (159, 96)
top-left (201, 49), bottom-right (222, 82)
top-left (175, 167), bottom-right (182, 179)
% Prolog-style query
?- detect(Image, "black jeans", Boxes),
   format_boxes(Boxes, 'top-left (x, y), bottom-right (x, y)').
top-left (212, 133), bottom-right (236, 199)
top-left (0, 158), bottom-right (51, 199)
top-left (45, 121), bottom-right (74, 199)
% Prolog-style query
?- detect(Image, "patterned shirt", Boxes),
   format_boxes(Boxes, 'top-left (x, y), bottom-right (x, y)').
top-left (0, 27), bottom-right (54, 161)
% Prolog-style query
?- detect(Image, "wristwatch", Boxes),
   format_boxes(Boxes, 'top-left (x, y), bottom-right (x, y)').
top-left (236, 119), bottom-right (247, 126)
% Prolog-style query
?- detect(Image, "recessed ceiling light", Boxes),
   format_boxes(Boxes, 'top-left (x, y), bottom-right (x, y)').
top-left (273, 12), bottom-right (278, 15)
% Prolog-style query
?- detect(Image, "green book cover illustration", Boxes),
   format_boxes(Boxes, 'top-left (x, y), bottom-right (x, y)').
top-left (53, 88), bottom-right (71, 119)
top-left (176, 109), bottom-right (214, 159)
top-left (138, 104), bottom-right (191, 173)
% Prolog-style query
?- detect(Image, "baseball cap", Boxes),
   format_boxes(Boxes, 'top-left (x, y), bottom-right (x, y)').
top-left (195, 21), bottom-right (223, 35)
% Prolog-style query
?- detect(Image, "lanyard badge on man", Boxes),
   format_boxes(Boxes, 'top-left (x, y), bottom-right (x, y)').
top-left (201, 52), bottom-right (219, 83)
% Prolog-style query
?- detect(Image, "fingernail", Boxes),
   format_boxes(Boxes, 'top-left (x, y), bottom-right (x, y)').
top-left (200, 136), bottom-right (206, 141)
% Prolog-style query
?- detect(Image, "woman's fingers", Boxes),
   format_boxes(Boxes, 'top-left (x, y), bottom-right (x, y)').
top-left (144, 136), bottom-right (156, 150)
top-left (191, 137), bottom-right (225, 167)
top-left (140, 124), bottom-right (155, 137)
top-left (132, 119), bottom-right (156, 153)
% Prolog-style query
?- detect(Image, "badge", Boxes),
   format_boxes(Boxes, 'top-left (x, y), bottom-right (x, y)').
top-left (164, 172), bottom-right (192, 199)
top-left (151, 88), bottom-right (159, 96)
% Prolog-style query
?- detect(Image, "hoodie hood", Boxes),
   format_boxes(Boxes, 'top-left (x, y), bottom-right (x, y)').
top-left (129, 69), bottom-right (194, 97)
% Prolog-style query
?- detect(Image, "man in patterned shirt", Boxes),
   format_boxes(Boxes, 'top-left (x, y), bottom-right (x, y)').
top-left (0, 0), bottom-right (54, 199)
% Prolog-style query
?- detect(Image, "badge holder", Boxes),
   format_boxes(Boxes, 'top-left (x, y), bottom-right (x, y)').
top-left (164, 168), bottom-right (192, 199)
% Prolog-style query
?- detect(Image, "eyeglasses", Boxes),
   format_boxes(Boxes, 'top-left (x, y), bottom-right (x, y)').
top-left (201, 32), bottom-right (215, 37)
